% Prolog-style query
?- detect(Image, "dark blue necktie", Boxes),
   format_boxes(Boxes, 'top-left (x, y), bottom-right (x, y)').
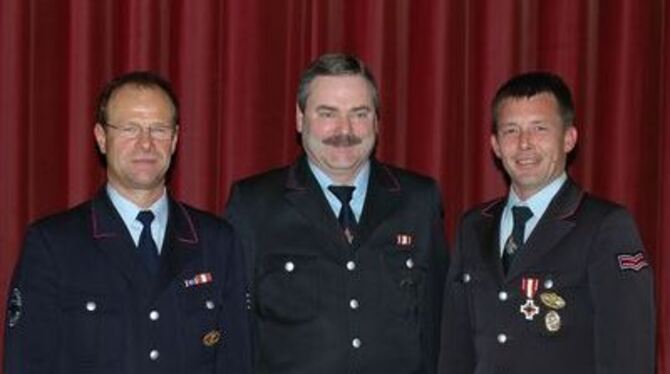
top-left (136, 210), bottom-right (160, 274)
top-left (328, 185), bottom-right (357, 244)
top-left (502, 206), bottom-right (533, 273)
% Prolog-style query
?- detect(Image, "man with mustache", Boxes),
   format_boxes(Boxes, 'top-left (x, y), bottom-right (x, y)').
top-left (4, 72), bottom-right (251, 373)
top-left (224, 53), bottom-right (448, 374)
top-left (439, 72), bottom-right (654, 373)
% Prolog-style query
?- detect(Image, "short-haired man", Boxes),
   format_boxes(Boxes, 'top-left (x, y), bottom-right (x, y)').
top-left (4, 71), bottom-right (251, 373)
top-left (440, 72), bottom-right (655, 373)
top-left (225, 53), bottom-right (448, 373)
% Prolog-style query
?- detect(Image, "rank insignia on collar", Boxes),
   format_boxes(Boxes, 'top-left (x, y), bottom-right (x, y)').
top-left (396, 234), bottom-right (413, 247)
top-left (184, 272), bottom-right (213, 288)
top-left (7, 288), bottom-right (22, 328)
top-left (520, 277), bottom-right (540, 320)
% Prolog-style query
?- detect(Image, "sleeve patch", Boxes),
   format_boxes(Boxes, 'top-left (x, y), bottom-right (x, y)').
top-left (617, 251), bottom-right (649, 272)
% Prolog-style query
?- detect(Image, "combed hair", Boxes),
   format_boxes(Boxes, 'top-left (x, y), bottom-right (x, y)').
top-left (491, 71), bottom-right (575, 132)
top-left (95, 71), bottom-right (179, 125)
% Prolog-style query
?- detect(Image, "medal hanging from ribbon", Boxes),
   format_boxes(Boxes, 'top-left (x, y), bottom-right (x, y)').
top-left (519, 277), bottom-right (540, 320)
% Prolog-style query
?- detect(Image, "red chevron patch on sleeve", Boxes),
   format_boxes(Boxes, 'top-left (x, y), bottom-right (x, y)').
top-left (617, 251), bottom-right (649, 272)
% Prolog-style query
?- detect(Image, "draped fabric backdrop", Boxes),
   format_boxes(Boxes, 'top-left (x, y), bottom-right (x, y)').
top-left (1, 0), bottom-right (669, 371)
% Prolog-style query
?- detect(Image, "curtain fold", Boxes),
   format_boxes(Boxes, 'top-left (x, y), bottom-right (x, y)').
top-left (1, 0), bottom-right (668, 370)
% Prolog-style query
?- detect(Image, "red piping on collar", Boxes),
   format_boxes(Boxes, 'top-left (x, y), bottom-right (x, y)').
top-left (91, 204), bottom-right (117, 239)
top-left (557, 190), bottom-right (585, 219)
top-left (175, 202), bottom-right (199, 244)
top-left (379, 165), bottom-right (401, 192)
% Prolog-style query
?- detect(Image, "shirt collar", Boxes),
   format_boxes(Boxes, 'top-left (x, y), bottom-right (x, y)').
top-left (106, 184), bottom-right (169, 230)
top-left (506, 172), bottom-right (567, 216)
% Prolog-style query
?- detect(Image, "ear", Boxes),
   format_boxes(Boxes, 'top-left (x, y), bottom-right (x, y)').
top-left (296, 104), bottom-right (304, 133)
top-left (490, 134), bottom-right (502, 158)
top-left (563, 126), bottom-right (578, 153)
top-left (94, 123), bottom-right (107, 154)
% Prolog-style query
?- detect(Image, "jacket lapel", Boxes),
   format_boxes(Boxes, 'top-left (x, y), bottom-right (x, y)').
top-left (90, 188), bottom-right (151, 287)
top-left (507, 179), bottom-right (585, 279)
top-left (354, 160), bottom-right (402, 247)
top-left (157, 197), bottom-right (200, 292)
top-left (283, 156), bottom-right (348, 247)
top-left (479, 198), bottom-right (506, 280)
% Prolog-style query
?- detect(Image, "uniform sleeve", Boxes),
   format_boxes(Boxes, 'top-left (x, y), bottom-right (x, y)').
top-left (216, 224), bottom-right (253, 374)
top-left (438, 216), bottom-right (476, 374)
top-left (223, 183), bottom-right (257, 287)
top-left (221, 183), bottom-right (258, 371)
top-left (424, 184), bottom-right (450, 373)
top-left (4, 226), bottom-right (61, 373)
top-left (588, 208), bottom-right (655, 374)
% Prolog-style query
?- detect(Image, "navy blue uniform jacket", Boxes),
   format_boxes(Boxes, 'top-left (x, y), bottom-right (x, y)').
top-left (4, 189), bottom-right (252, 374)
top-left (225, 157), bottom-right (448, 374)
top-left (440, 179), bottom-right (655, 374)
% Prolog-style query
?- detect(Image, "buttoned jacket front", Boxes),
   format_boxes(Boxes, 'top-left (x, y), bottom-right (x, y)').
top-left (225, 156), bottom-right (448, 374)
top-left (440, 180), bottom-right (655, 374)
top-left (4, 189), bottom-right (252, 374)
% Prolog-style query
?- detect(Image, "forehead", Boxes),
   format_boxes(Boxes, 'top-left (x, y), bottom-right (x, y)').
top-left (497, 93), bottom-right (561, 121)
top-left (306, 75), bottom-right (374, 108)
top-left (107, 85), bottom-right (174, 121)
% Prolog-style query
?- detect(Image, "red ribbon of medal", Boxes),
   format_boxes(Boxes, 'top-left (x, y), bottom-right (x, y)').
top-left (520, 277), bottom-right (540, 320)
top-left (521, 277), bottom-right (539, 299)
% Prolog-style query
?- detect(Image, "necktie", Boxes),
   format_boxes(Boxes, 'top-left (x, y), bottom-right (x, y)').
top-left (502, 206), bottom-right (533, 273)
top-left (136, 210), bottom-right (160, 274)
top-left (328, 185), bottom-right (357, 244)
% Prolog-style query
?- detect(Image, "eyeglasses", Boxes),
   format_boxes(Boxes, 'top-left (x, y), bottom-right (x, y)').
top-left (105, 123), bottom-right (177, 140)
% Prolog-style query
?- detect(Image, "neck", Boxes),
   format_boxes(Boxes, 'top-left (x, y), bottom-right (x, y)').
top-left (108, 182), bottom-right (165, 209)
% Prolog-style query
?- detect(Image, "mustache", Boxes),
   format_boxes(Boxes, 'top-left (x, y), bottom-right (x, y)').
top-left (322, 134), bottom-right (363, 147)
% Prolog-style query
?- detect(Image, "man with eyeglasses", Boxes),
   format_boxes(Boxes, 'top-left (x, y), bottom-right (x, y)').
top-left (224, 53), bottom-right (448, 373)
top-left (4, 71), bottom-right (252, 373)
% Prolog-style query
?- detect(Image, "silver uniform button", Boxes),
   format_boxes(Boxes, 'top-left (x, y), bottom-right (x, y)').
top-left (544, 279), bottom-right (554, 289)
top-left (85, 301), bottom-right (97, 312)
top-left (405, 258), bottom-right (414, 269)
top-left (205, 300), bottom-right (215, 310)
top-left (349, 299), bottom-right (359, 310)
top-left (346, 261), bottom-right (356, 271)
top-left (498, 291), bottom-right (508, 301)
top-left (284, 261), bottom-right (295, 272)
top-left (352, 338), bottom-right (362, 348)
top-left (149, 310), bottom-right (160, 321)
top-left (497, 334), bottom-right (507, 344)
top-left (462, 273), bottom-right (471, 283)
top-left (149, 349), bottom-right (160, 361)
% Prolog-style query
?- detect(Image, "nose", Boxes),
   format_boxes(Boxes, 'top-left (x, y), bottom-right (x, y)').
top-left (339, 114), bottom-right (354, 134)
top-left (137, 128), bottom-right (155, 149)
top-left (519, 129), bottom-right (532, 150)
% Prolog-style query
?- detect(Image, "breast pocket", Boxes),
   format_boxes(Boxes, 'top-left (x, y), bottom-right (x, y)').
top-left (179, 285), bottom-right (222, 364)
top-left (380, 245), bottom-right (425, 324)
top-left (256, 253), bottom-right (320, 323)
top-left (60, 291), bottom-right (123, 365)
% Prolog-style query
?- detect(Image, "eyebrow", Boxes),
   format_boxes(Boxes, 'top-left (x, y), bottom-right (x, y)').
top-left (315, 105), bottom-right (338, 112)
top-left (350, 106), bottom-right (372, 113)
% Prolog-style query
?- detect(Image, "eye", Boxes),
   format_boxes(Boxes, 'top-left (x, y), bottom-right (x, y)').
top-left (121, 125), bottom-right (140, 136)
top-left (500, 126), bottom-right (519, 136)
top-left (317, 110), bottom-right (336, 119)
top-left (354, 111), bottom-right (372, 120)
top-left (151, 126), bottom-right (170, 135)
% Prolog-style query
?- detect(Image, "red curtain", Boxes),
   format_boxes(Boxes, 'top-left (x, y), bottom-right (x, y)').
top-left (1, 0), bottom-right (669, 371)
